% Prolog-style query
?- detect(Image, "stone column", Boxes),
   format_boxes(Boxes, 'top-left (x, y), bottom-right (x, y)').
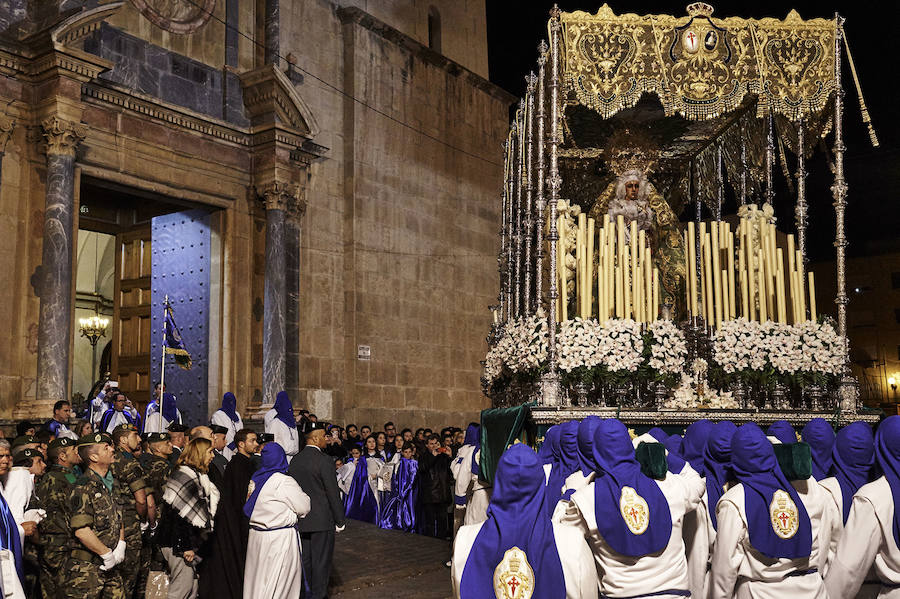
top-left (36, 117), bottom-right (86, 404)
top-left (284, 193), bottom-right (306, 402)
top-left (0, 116), bottom-right (15, 195)
top-left (264, 0), bottom-right (279, 65)
top-left (260, 183), bottom-right (294, 405)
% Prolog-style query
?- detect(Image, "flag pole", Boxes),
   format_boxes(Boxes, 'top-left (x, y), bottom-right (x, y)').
top-left (159, 294), bottom-right (168, 433)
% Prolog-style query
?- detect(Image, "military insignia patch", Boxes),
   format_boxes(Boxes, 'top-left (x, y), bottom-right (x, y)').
top-left (493, 546), bottom-right (534, 599)
top-left (769, 489), bottom-right (799, 539)
top-left (620, 486), bottom-right (650, 535)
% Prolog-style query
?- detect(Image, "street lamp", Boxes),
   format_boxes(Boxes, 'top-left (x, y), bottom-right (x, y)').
top-left (79, 315), bottom-right (109, 383)
top-left (890, 375), bottom-right (898, 395)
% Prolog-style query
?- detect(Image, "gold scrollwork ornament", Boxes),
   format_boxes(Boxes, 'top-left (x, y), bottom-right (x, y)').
top-left (769, 489), bottom-right (800, 539)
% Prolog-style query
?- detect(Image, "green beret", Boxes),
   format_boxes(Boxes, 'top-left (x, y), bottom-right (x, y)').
top-left (167, 423), bottom-right (189, 433)
top-left (209, 425), bottom-right (228, 435)
top-left (11, 435), bottom-right (36, 449)
top-left (144, 432), bottom-right (170, 443)
top-left (13, 448), bottom-right (41, 467)
top-left (257, 433), bottom-right (274, 444)
top-left (48, 437), bottom-right (75, 451)
top-left (77, 432), bottom-right (112, 447)
top-left (113, 423), bottom-right (138, 435)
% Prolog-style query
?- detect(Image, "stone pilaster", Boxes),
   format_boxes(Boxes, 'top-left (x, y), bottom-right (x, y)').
top-left (36, 116), bottom-right (86, 404)
top-left (259, 181), bottom-right (298, 406)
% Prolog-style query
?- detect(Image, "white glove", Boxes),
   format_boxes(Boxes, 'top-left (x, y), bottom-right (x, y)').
top-left (335, 524), bottom-right (345, 533)
top-left (99, 551), bottom-right (116, 571)
top-left (113, 540), bottom-right (127, 565)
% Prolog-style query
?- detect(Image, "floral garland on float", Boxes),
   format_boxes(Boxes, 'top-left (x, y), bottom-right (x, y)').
top-left (482, 314), bottom-right (846, 411)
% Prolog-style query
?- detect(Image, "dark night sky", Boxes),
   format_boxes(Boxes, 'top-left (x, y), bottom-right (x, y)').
top-left (485, 1), bottom-right (900, 262)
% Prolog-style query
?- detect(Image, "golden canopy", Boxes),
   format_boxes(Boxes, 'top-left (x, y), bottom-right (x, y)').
top-left (559, 3), bottom-right (838, 122)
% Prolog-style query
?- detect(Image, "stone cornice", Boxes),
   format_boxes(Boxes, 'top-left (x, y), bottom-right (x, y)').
top-left (41, 116), bottom-right (86, 157)
top-left (336, 6), bottom-right (517, 106)
top-left (82, 81), bottom-right (250, 147)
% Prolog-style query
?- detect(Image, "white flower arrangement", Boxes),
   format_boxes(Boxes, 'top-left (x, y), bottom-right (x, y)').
top-left (483, 310), bottom-right (549, 382)
top-left (556, 317), bottom-right (604, 373)
top-left (796, 320), bottom-right (845, 378)
top-left (600, 318), bottom-right (644, 373)
top-left (647, 319), bottom-right (688, 377)
top-left (711, 318), bottom-right (847, 382)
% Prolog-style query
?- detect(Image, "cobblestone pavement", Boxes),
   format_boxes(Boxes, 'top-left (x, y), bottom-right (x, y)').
top-left (329, 520), bottom-right (452, 598)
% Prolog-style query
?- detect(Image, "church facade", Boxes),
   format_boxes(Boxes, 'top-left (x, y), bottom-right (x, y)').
top-left (0, 0), bottom-right (512, 427)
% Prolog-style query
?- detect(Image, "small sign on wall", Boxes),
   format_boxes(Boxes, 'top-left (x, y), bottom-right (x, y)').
top-left (357, 345), bottom-right (371, 360)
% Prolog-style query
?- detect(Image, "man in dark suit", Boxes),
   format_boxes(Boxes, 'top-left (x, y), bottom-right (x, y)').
top-left (289, 422), bottom-right (346, 599)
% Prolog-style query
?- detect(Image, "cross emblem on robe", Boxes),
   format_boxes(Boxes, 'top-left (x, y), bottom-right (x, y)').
top-left (508, 576), bottom-right (520, 596)
top-left (687, 32), bottom-right (696, 45)
top-left (629, 507), bottom-right (640, 521)
top-left (778, 511), bottom-right (790, 528)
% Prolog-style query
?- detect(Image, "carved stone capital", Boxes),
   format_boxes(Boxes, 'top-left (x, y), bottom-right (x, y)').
top-left (258, 181), bottom-right (300, 213)
top-left (41, 117), bottom-right (86, 157)
top-left (0, 115), bottom-right (14, 154)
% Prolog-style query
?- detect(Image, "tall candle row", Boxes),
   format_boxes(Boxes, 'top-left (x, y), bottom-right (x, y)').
top-left (555, 212), bottom-right (660, 323)
top-left (684, 218), bottom-right (818, 327)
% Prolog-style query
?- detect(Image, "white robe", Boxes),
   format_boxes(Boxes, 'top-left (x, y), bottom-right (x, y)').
top-left (559, 469), bottom-right (705, 599)
top-left (450, 445), bottom-right (491, 526)
top-left (451, 520), bottom-right (598, 599)
top-left (264, 411), bottom-right (300, 457)
top-left (825, 477), bottom-right (900, 599)
top-left (708, 478), bottom-right (833, 599)
top-left (144, 409), bottom-right (183, 435)
top-left (211, 410), bottom-right (243, 460)
top-left (243, 473), bottom-right (311, 599)
top-left (0, 485), bottom-right (24, 599)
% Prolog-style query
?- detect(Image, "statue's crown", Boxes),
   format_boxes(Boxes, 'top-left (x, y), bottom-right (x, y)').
top-left (603, 128), bottom-right (659, 176)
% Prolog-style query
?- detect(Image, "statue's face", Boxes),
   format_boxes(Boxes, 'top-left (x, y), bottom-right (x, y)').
top-left (625, 180), bottom-right (640, 201)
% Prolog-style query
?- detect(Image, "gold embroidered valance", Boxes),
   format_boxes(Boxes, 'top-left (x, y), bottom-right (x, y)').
top-left (559, 4), bottom-right (837, 122)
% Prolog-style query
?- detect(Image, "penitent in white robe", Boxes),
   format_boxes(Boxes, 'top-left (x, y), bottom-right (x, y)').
top-left (211, 410), bottom-right (244, 461)
top-left (708, 478), bottom-right (834, 599)
top-left (264, 411), bottom-right (300, 457)
top-left (559, 469), bottom-right (706, 599)
top-left (243, 472), bottom-right (311, 599)
top-left (450, 445), bottom-right (491, 526)
top-left (825, 477), bottom-right (900, 599)
top-left (451, 520), bottom-right (598, 599)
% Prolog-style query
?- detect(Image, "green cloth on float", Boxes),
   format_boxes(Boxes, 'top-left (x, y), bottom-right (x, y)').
top-left (774, 442), bottom-right (812, 481)
top-left (479, 403), bottom-right (535, 486)
top-left (635, 442), bottom-right (668, 480)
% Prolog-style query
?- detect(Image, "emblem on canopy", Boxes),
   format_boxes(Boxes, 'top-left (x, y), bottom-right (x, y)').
top-left (769, 489), bottom-right (800, 539)
top-left (619, 486), bottom-right (650, 535)
top-left (130, 0), bottom-right (217, 34)
top-left (493, 546), bottom-right (534, 599)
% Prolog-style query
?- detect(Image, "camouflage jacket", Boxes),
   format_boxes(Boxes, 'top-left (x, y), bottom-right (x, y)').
top-left (110, 451), bottom-right (148, 526)
top-left (138, 453), bottom-right (172, 500)
top-left (32, 464), bottom-right (78, 539)
top-left (69, 469), bottom-right (123, 551)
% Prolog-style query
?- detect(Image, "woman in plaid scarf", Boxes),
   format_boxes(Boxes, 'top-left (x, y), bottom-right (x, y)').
top-left (156, 438), bottom-right (220, 599)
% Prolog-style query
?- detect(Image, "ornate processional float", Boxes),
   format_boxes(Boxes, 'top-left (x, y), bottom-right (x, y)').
top-left (482, 3), bottom-right (881, 428)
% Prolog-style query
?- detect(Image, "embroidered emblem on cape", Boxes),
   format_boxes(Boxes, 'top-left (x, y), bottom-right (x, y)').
top-left (619, 486), bottom-right (650, 535)
top-left (493, 546), bottom-right (534, 599)
top-left (769, 489), bottom-right (800, 539)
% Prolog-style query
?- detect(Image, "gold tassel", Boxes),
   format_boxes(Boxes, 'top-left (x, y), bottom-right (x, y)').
top-left (842, 31), bottom-right (879, 148)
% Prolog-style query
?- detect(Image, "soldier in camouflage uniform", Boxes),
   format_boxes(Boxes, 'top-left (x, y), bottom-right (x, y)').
top-left (137, 432), bottom-right (173, 597)
top-left (110, 424), bottom-right (153, 599)
top-left (31, 437), bottom-right (80, 599)
top-left (64, 432), bottom-right (126, 599)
